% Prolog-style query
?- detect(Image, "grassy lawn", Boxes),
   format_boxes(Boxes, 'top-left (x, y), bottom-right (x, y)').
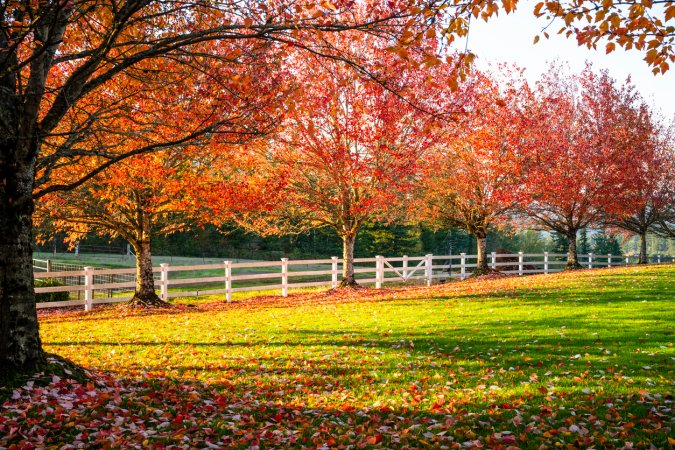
top-left (3, 264), bottom-right (674, 448)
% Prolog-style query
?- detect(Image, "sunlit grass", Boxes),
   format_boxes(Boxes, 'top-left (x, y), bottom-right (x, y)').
top-left (30, 264), bottom-right (675, 448)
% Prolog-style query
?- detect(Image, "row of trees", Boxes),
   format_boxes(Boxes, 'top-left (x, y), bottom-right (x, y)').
top-left (2, 0), bottom-right (674, 376)
top-left (217, 59), bottom-right (674, 280)
top-left (39, 57), bottom-right (674, 298)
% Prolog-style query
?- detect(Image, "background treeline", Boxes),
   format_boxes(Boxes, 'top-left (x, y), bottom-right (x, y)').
top-left (36, 224), bottom-right (669, 260)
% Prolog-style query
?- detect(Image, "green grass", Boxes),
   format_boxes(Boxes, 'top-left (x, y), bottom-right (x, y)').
top-left (5, 264), bottom-right (674, 448)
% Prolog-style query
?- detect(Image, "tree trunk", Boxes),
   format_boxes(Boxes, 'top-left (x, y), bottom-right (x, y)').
top-left (565, 230), bottom-right (582, 270)
top-left (638, 232), bottom-right (648, 264)
top-left (340, 233), bottom-right (358, 287)
top-left (0, 161), bottom-right (45, 379)
top-left (472, 234), bottom-right (490, 275)
top-left (128, 233), bottom-right (169, 308)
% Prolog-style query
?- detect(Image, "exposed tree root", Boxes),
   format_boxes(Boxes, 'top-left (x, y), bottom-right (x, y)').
top-left (469, 267), bottom-right (507, 279)
top-left (564, 262), bottom-right (584, 271)
top-left (338, 277), bottom-right (359, 289)
top-left (327, 280), bottom-right (366, 295)
top-left (126, 292), bottom-right (172, 308)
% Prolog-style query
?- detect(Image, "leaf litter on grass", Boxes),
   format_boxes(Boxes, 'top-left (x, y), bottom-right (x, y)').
top-left (2, 265), bottom-right (674, 449)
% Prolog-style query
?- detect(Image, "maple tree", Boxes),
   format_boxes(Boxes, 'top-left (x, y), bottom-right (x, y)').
top-left (0, 0), bottom-right (469, 377)
top-left (605, 118), bottom-right (675, 263)
top-left (417, 70), bottom-right (534, 274)
top-left (37, 150), bottom-right (226, 307)
top-left (227, 43), bottom-right (459, 286)
top-left (521, 65), bottom-right (651, 269)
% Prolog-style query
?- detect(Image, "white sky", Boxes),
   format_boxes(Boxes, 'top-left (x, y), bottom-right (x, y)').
top-left (458, 6), bottom-right (675, 119)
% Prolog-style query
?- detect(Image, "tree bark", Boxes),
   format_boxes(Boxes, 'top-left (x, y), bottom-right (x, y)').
top-left (0, 160), bottom-right (45, 379)
top-left (340, 233), bottom-right (358, 287)
top-left (473, 234), bottom-right (490, 275)
top-left (638, 232), bottom-right (648, 264)
top-left (128, 219), bottom-right (169, 308)
top-left (565, 230), bottom-right (582, 270)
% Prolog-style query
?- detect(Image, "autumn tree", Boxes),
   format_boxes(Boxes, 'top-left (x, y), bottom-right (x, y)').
top-left (522, 65), bottom-right (650, 269)
top-left (225, 45), bottom-right (460, 286)
top-left (37, 149), bottom-right (230, 306)
top-left (605, 119), bottom-right (675, 263)
top-left (417, 70), bottom-right (533, 274)
top-left (0, 0), bottom-right (466, 377)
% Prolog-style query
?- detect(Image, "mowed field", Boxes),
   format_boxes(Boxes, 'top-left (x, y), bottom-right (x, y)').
top-left (2, 265), bottom-right (674, 449)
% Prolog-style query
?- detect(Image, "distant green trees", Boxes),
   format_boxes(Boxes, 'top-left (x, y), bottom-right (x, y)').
top-left (36, 223), bottom-right (672, 260)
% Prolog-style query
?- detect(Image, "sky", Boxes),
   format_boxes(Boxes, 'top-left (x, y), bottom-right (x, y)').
top-left (456, 7), bottom-right (675, 119)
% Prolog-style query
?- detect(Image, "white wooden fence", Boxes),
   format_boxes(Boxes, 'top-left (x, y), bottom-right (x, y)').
top-left (34, 252), bottom-right (673, 310)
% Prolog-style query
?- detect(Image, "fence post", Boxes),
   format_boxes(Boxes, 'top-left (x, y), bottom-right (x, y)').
top-left (460, 253), bottom-right (466, 280)
top-left (84, 266), bottom-right (93, 312)
top-left (375, 255), bottom-right (383, 289)
top-left (607, 254), bottom-right (612, 268)
top-left (587, 253), bottom-right (593, 269)
top-left (657, 254), bottom-right (661, 264)
top-left (46, 259), bottom-right (52, 273)
top-left (160, 263), bottom-right (169, 301)
top-left (625, 255), bottom-right (629, 265)
top-left (518, 252), bottom-right (524, 276)
top-left (491, 252), bottom-right (496, 270)
top-left (331, 257), bottom-right (338, 289)
top-left (403, 255), bottom-right (408, 281)
top-left (224, 261), bottom-right (232, 303)
top-left (281, 258), bottom-right (289, 297)
top-left (544, 252), bottom-right (549, 274)
top-left (425, 254), bottom-right (433, 286)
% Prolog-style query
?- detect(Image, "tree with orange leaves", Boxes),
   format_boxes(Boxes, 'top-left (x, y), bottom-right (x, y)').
top-left (417, 70), bottom-right (534, 275)
top-left (37, 149), bottom-right (225, 306)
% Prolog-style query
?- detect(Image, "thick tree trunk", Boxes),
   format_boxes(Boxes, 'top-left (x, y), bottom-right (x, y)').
top-left (340, 233), bottom-right (358, 287)
top-left (128, 234), bottom-right (169, 308)
top-left (472, 234), bottom-right (490, 275)
top-left (0, 162), bottom-right (45, 379)
top-left (565, 231), bottom-right (582, 270)
top-left (638, 232), bottom-right (648, 264)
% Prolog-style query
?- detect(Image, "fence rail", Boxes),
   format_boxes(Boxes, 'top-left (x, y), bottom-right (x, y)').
top-left (34, 252), bottom-right (673, 310)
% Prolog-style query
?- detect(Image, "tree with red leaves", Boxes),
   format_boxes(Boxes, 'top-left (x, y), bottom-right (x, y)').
top-left (522, 65), bottom-right (654, 269)
top-left (229, 44), bottom-right (461, 286)
top-left (606, 119), bottom-right (675, 262)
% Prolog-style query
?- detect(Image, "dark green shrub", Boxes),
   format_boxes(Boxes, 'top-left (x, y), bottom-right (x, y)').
top-left (34, 278), bottom-right (70, 303)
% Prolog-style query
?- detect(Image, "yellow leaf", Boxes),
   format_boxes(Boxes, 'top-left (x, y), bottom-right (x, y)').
top-left (533, 35), bottom-right (540, 44)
